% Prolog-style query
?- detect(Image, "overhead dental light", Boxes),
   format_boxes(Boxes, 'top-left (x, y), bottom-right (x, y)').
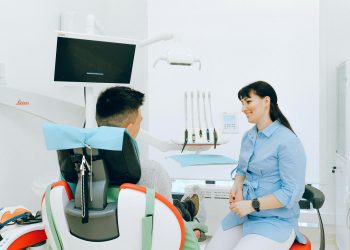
top-left (154, 43), bottom-right (201, 69)
top-left (138, 33), bottom-right (201, 70)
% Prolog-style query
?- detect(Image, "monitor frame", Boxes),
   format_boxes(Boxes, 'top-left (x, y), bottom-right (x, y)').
top-left (52, 31), bottom-right (138, 88)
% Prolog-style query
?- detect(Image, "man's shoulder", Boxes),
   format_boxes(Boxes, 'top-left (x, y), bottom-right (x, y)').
top-left (140, 158), bottom-right (161, 169)
top-left (140, 158), bottom-right (170, 175)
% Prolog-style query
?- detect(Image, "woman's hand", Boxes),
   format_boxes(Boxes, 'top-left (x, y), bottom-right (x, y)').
top-left (229, 182), bottom-right (243, 205)
top-left (230, 200), bottom-right (255, 217)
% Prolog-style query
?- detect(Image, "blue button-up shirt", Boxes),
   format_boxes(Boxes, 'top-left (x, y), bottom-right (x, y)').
top-left (222, 120), bottom-right (307, 244)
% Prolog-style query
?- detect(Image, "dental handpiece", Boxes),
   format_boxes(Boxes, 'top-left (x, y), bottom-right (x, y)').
top-left (185, 92), bottom-right (188, 129)
top-left (182, 92), bottom-right (188, 153)
top-left (182, 129), bottom-right (188, 153)
top-left (197, 91), bottom-right (202, 138)
top-left (190, 91), bottom-right (196, 143)
top-left (202, 92), bottom-right (210, 142)
top-left (208, 91), bottom-right (218, 148)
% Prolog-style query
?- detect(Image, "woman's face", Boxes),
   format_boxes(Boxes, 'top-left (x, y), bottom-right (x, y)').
top-left (240, 91), bottom-right (270, 124)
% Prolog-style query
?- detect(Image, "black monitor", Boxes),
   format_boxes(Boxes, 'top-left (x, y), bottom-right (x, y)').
top-left (53, 32), bottom-right (136, 86)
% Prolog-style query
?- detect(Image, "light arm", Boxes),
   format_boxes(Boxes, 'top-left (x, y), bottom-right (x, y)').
top-left (137, 33), bottom-right (174, 48)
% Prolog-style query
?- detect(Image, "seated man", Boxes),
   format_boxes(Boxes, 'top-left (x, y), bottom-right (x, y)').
top-left (95, 86), bottom-right (206, 246)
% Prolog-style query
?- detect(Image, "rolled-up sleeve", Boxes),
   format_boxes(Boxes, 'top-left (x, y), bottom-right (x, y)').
top-left (235, 164), bottom-right (246, 177)
top-left (235, 131), bottom-right (250, 177)
top-left (273, 137), bottom-right (306, 208)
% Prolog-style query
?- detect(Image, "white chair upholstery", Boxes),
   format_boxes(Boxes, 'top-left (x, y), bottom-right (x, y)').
top-left (41, 181), bottom-right (185, 250)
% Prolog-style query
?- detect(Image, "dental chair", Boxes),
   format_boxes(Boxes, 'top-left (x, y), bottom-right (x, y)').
top-left (0, 220), bottom-right (46, 249)
top-left (290, 184), bottom-right (325, 250)
top-left (41, 124), bottom-right (185, 250)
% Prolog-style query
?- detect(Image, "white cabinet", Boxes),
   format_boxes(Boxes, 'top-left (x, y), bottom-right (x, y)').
top-left (335, 155), bottom-right (350, 250)
top-left (335, 62), bottom-right (350, 250)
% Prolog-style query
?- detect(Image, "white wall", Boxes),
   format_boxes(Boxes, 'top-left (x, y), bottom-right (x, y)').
top-left (0, 0), bottom-right (147, 103)
top-left (0, 0), bottom-right (342, 233)
top-left (148, 0), bottom-right (320, 183)
top-left (319, 0), bottom-right (350, 231)
top-left (0, 0), bottom-right (147, 210)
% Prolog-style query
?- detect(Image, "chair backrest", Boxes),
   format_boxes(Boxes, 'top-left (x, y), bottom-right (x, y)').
top-left (58, 129), bottom-right (141, 187)
top-left (41, 124), bottom-right (184, 249)
top-left (53, 130), bottom-right (142, 241)
top-left (41, 182), bottom-right (185, 250)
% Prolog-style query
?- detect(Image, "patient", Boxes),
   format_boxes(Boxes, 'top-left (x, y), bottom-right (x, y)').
top-left (95, 86), bottom-right (206, 246)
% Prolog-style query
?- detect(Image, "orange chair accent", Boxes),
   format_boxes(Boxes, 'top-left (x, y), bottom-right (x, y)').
top-left (8, 230), bottom-right (47, 250)
top-left (41, 180), bottom-right (74, 205)
top-left (290, 235), bottom-right (311, 250)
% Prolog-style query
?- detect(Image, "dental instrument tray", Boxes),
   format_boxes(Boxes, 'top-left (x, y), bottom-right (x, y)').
top-left (180, 91), bottom-right (222, 152)
top-left (171, 136), bottom-right (228, 152)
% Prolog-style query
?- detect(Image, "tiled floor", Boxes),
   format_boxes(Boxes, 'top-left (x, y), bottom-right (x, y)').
top-left (198, 235), bottom-right (339, 250)
top-left (312, 243), bottom-right (338, 250)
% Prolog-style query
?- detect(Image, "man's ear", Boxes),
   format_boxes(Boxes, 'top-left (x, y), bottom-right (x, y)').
top-left (125, 122), bottom-right (133, 131)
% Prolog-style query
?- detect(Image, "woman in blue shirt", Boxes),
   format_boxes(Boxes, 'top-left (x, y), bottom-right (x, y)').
top-left (205, 81), bottom-right (306, 250)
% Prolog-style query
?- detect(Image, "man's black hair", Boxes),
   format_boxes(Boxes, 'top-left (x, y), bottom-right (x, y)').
top-left (96, 86), bottom-right (144, 121)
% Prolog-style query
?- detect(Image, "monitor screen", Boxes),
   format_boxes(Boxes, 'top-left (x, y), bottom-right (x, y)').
top-left (54, 32), bottom-right (136, 85)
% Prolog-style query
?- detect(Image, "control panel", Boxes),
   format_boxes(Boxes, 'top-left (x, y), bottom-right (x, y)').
top-left (222, 112), bottom-right (238, 134)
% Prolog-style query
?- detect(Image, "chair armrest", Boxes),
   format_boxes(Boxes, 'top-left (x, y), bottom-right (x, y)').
top-left (302, 184), bottom-right (325, 209)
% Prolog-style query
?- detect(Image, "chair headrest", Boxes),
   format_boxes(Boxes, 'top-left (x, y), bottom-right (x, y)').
top-left (43, 123), bottom-right (141, 186)
top-left (43, 123), bottom-right (125, 151)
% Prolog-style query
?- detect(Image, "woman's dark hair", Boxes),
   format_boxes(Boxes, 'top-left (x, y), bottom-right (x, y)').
top-left (237, 81), bottom-right (294, 133)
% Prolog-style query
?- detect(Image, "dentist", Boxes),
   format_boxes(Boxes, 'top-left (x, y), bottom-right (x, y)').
top-left (205, 81), bottom-right (307, 250)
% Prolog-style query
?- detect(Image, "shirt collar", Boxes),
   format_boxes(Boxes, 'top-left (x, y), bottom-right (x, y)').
top-left (259, 120), bottom-right (281, 138)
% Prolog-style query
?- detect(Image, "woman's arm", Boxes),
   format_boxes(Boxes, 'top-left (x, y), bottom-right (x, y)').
top-left (233, 175), bottom-right (245, 186)
top-left (231, 136), bottom-right (306, 217)
top-left (273, 137), bottom-right (306, 209)
top-left (230, 194), bottom-right (283, 217)
top-left (229, 175), bottom-right (245, 203)
top-left (257, 194), bottom-right (283, 209)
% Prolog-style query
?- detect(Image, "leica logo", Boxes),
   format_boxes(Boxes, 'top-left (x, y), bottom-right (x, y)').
top-left (15, 99), bottom-right (30, 106)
